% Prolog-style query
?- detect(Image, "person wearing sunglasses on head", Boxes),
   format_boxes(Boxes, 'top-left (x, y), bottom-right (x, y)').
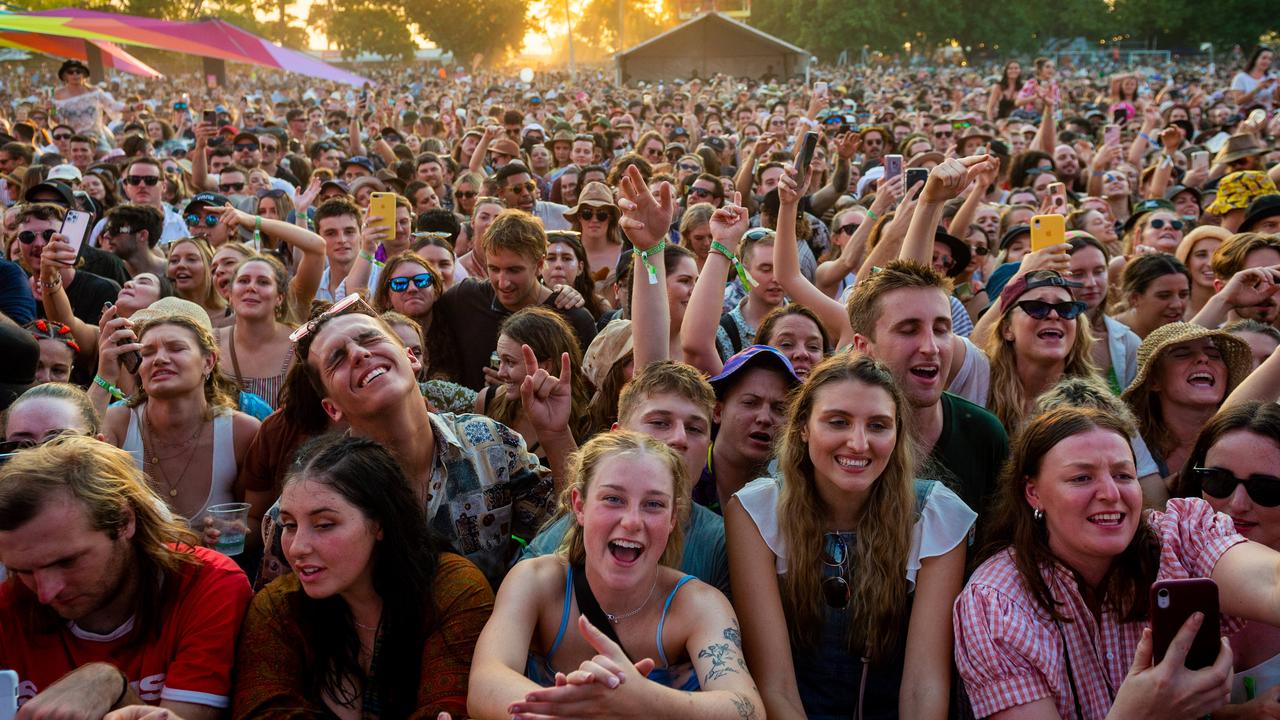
top-left (726, 352), bottom-right (973, 720)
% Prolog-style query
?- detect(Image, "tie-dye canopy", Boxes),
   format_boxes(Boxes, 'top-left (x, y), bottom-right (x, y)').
top-left (0, 8), bottom-right (368, 85)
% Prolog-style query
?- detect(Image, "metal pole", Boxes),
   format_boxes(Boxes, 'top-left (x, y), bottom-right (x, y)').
top-left (565, 0), bottom-right (576, 81)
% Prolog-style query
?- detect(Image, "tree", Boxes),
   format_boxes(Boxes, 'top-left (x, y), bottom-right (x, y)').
top-left (409, 0), bottom-right (530, 66)
top-left (308, 0), bottom-right (418, 61)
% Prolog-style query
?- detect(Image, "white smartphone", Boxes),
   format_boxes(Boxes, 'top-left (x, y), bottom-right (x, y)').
top-left (0, 670), bottom-right (17, 720)
top-left (814, 81), bottom-right (828, 96)
top-left (1191, 151), bottom-right (1209, 172)
top-left (59, 209), bottom-right (92, 257)
top-left (884, 154), bottom-right (903, 181)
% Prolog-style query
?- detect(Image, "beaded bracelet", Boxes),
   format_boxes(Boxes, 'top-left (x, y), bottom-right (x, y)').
top-left (710, 240), bottom-right (755, 289)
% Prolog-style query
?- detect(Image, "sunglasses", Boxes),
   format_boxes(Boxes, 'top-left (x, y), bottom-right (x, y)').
top-left (508, 181), bottom-right (537, 195)
top-left (970, 244), bottom-right (990, 256)
top-left (53, 133), bottom-right (72, 141)
top-left (935, 255), bottom-right (956, 270)
top-left (103, 225), bottom-right (134, 237)
top-left (1196, 467), bottom-right (1280, 507)
top-left (125, 175), bottom-right (161, 186)
top-left (743, 228), bottom-right (776, 242)
top-left (456, 190), bottom-right (478, 199)
top-left (688, 187), bottom-right (719, 199)
top-left (219, 182), bottom-right (246, 192)
top-left (1148, 218), bottom-right (1185, 231)
top-left (18, 228), bottom-right (56, 244)
top-left (290, 292), bottom-right (370, 344)
top-left (822, 534), bottom-right (851, 609)
top-left (185, 214), bottom-right (219, 227)
top-left (260, 144), bottom-right (279, 153)
top-left (577, 208), bottom-right (613, 222)
top-left (677, 163), bottom-right (701, 173)
top-left (836, 222), bottom-right (861, 235)
top-left (388, 272), bottom-right (433, 293)
top-left (934, 130), bottom-right (954, 138)
top-left (1015, 299), bottom-right (1086, 320)
top-left (234, 143), bottom-right (260, 152)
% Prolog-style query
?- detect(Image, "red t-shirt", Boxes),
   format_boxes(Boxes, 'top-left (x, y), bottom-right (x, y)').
top-left (0, 545), bottom-right (251, 709)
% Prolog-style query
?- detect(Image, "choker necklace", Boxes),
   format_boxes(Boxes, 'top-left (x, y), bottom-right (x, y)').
top-left (604, 577), bottom-right (659, 624)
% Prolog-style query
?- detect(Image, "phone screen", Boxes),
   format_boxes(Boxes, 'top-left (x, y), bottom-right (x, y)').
top-left (202, 110), bottom-right (216, 125)
top-left (59, 210), bottom-right (91, 257)
top-left (883, 154), bottom-right (903, 181)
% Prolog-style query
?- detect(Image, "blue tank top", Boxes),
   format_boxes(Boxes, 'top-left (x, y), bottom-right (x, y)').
top-left (525, 564), bottom-right (701, 691)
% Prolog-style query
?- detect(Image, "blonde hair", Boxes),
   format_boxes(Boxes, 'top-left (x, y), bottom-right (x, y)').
top-left (984, 296), bottom-right (1098, 432)
top-left (775, 351), bottom-right (917, 662)
top-left (557, 430), bottom-right (689, 570)
top-left (167, 237), bottom-right (226, 313)
top-left (130, 316), bottom-right (238, 413)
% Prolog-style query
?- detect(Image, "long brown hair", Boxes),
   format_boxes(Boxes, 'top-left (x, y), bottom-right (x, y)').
top-left (1175, 402), bottom-right (1280, 498)
top-left (776, 351), bottom-right (917, 661)
top-left (489, 307), bottom-right (592, 442)
top-left (978, 407), bottom-right (1160, 622)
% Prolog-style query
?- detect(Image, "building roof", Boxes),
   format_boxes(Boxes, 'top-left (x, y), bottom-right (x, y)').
top-left (615, 11), bottom-right (810, 59)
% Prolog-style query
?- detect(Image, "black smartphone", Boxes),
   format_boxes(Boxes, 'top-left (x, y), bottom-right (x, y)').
top-left (906, 167), bottom-right (929, 189)
top-left (795, 131), bottom-right (819, 180)
top-left (202, 109), bottom-right (216, 125)
top-left (1151, 578), bottom-right (1220, 670)
top-left (104, 301), bottom-right (143, 375)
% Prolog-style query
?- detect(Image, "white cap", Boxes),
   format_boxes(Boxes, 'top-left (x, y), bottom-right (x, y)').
top-left (47, 164), bottom-right (82, 183)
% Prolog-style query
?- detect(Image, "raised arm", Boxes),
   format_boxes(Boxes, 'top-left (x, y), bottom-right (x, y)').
top-left (1190, 266), bottom-right (1280, 329)
top-left (813, 185), bottom-right (894, 298)
top-left (1031, 97), bottom-right (1056, 155)
top-left (616, 164), bottom-right (677, 368)
top-left (469, 125), bottom-right (498, 174)
top-left (191, 121), bottom-right (217, 191)
top-left (774, 164), bottom-right (854, 347)
top-left (854, 181), bottom-right (923, 286)
top-left (680, 195), bottom-right (750, 374)
top-left (210, 205), bottom-right (327, 310)
top-left (806, 131), bottom-right (858, 216)
top-left (901, 156), bottom-right (999, 266)
top-left (37, 233), bottom-right (99, 354)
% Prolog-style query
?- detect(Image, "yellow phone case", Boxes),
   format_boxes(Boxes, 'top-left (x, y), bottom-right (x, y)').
top-left (1030, 214), bottom-right (1065, 252)
top-left (368, 192), bottom-right (397, 239)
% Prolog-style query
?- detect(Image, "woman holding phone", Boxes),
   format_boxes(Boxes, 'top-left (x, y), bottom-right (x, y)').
top-left (955, 405), bottom-right (1280, 720)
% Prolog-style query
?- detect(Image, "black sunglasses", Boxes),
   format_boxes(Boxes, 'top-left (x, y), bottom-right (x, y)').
top-left (821, 534), bottom-right (851, 609)
top-left (971, 245), bottom-right (990, 256)
top-left (1196, 467), bottom-right (1280, 507)
top-left (577, 208), bottom-right (613, 222)
top-left (688, 187), bottom-right (720, 199)
top-left (219, 182), bottom-right (246, 192)
top-left (388, 272), bottom-right (432, 293)
top-left (1148, 218), bottom-right (1185, 231)
top-left (233, 143), bottom-right (259, 152)
top-left (456, 190), bottom-right (478, 199)
top-left (125, 175), bottom-right (161, 186)
top-left (17, 228), bottom-right (56, 244)
top-left (52, 133), bottom-right (72, 141)
top-left (836, 222), bottom-right (861, 235)
top-left (185, 213), bottom-right (219, 227)
top-left (1015, 299), bottom-right (1086, 320)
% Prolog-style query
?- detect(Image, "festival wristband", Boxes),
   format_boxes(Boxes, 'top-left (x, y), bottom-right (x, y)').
top-left (710, 240), bottom-right (755, 289)
top-left (252, 215), bottom-right (263, 252)
top-left (359, 250), bottom-right (376, 263)
top-left (637, 240), bottom-right (666, 285)
top-left (865, 209), bottom-right (879, 221)
top-left (94, 375), bottom-right (126, 401)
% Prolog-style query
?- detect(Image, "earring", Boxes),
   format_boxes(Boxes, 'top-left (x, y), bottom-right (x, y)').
top-left (1033, 508), bottom-right (1044, 521)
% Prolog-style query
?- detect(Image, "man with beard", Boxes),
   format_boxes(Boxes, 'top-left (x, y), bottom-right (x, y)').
top-left (0, 437), bottom-right (252, 719)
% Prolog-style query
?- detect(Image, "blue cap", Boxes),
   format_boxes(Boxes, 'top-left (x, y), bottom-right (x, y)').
top-left (708, 345), bottom-right (800, 398)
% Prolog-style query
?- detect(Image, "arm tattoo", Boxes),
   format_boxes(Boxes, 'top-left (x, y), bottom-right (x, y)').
top-left (697, 625), bottom-right (749, 683)
top-left (731, 692), bottom-right (759, 719)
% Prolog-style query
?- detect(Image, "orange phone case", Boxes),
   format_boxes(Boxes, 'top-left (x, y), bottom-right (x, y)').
top-left (1030, 214), bottom-right (1065, 252)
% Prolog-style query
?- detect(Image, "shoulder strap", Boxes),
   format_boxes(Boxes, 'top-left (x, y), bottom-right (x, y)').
top-left (227, 324), bottom-right (245, 390)
top-left (718, 313), bottom-right (742, 354)
top-left (571, 562), bottom-right (630, 660)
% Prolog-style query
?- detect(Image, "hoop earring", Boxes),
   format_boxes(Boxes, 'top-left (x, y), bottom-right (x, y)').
top-left (1033, 508), bottom-right (1044, 521)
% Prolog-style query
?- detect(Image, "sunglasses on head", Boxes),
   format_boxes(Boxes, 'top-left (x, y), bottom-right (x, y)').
top-left (1015, 299), bottom-right (1086, 320)
top-left (290, 292), bottom-right (371, 345)
top-left (234, 143), bottom-right (259, 152)
top-left (577, 208), bottom-right (613, 222)
top-left (17, 228), bottom-right (56, 244)
top-left (822, 534), bottom-right (851, 609)
top-left (1148, 218), bottom-right (1185, 231)
top-left (185, 213), bottom-right (219, 227)
top-left (1196, 467), bottom-right (1280, 507)
top-left (219, 182), bottom-right (246, 192)
top-left (388, 272), bottom-right (433, 293)
top-left (125, 175), bottom-right (161, 186)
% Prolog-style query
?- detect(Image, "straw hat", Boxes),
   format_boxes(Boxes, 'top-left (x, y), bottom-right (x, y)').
top-left (1174, 226), bottom-right (1232, 266)
top-left (1121, 322), bottom-right (1252, 405)
top-left (582, 318), bottom-right (633, 391)
top-left (131, 297), bottom-right (215, 336)
top-left (564, 181), bottom-right (617, 221)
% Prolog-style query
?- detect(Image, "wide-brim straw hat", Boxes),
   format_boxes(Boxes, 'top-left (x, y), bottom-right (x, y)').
top-left (131, 296), bottom-right (215, 336)
top-left (1121, 322), bottom-right (1253, 405)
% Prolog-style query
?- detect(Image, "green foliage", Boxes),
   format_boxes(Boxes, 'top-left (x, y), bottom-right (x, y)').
top-left (308, 0), bottom-right (418, 61)
top-left (408, 0), bottom-right (531, 66)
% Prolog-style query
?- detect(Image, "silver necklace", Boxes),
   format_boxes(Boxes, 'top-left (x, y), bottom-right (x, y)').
top-left (604, 577), bottom-right (658, 624)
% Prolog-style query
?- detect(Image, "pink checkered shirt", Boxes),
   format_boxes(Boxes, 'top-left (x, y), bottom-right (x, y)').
top-left (954, 498), bottom-right (1246, 720)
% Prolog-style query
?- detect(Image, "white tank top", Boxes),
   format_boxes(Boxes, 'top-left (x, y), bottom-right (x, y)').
top-left (123, 405), bottom-right (236, 528)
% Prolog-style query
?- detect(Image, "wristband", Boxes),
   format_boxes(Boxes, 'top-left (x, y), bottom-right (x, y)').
top-left (1091, 171), bottom-right (1105, 177)
top-left (359, 250), bottom-right (376, 263)
top-left (252, 215), bottom-right (263, 252)
top-left (710, 240), bottom-right (755, 289)
top-left (94, 375), bottom-right (126, 401)
top-left (865, 209), bottom-right (879, 221)
top-left (637, 240), bottom-right (666, 285)
top-left (1139, 132), bottom-right (1155, 144)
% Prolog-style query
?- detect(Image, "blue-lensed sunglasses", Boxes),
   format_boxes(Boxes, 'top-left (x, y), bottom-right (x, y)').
top-left (388, 272), bottom-right (432, 293)
top-left (185, 213), bottom-right (219, 228)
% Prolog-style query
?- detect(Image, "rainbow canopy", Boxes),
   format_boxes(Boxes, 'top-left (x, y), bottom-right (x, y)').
top-left (0, 8), bottom-right (369, 85)
top-left (0, 30), bottom-right (160, 77)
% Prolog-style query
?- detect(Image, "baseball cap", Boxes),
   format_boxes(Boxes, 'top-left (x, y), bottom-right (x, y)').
top-left (184, 191), bottom-right (229, 214)
top-left (708, 345), bottom-right (800, 399)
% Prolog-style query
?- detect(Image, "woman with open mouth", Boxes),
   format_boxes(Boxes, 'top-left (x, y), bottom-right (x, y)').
top-left (727, 352), bottom-right (974, 719)
top-left (166, 237), bottom-right (230, 329)
top-left (1122, 322), bottom-right (1253, 494)
top-left (956, 405), bottom-right (1280, 720)
top-left (468, 431), bottom-right (762, 720)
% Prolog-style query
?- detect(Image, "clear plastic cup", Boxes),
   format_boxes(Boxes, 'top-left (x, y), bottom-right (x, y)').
top-left (207, 502), bottom-right (251, 556)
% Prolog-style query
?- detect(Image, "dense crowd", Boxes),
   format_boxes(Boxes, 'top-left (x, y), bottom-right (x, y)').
top-left (2, 45), bottom-right (1280, 719)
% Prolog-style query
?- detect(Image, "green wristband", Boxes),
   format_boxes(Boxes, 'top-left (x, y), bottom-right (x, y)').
top-left (710, 240), bottom-right (755, 289)
top-left (93, 375), bottom-right (126, 401)
top-left (637, 240), bottom-right (667, 286)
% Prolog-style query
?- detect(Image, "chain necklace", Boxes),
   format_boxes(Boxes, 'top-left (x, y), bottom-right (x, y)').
top-left (141, 406), bottom-right (205, 498)
top-left (604, 576), bottom-right (659, 624)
